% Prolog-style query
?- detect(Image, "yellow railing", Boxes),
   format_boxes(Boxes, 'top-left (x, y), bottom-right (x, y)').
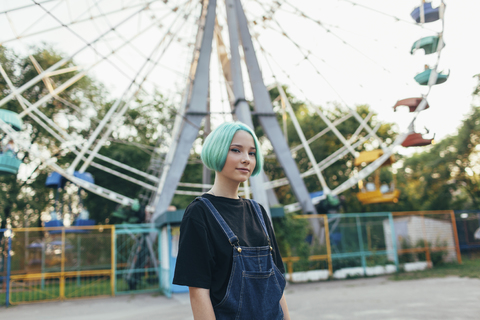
top-left (9, 225), bottom-right (115, 304)
top-left (9, 270), bottom-right (112, 304)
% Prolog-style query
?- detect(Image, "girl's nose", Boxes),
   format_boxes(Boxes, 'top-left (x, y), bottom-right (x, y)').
top-left (241, 153), bottom-right (250, 163)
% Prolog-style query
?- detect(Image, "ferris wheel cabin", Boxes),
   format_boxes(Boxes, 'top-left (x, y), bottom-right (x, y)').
top-left (44, 171), bottom-right (95, 229)
top-left (355, 150), bottom-right (400, 205)
top-left (410, 2), bottom-right (444, 23)
top-left (393, 97), bottom-right (430, 113)
top-left (411, 36), bottom-right (444, 55)
top-left (402, 132), bottom-right (434, 147)
top-left (414, 68), bottom-right (449, 86)
top-left (0, 109), bottom-right (23, 175)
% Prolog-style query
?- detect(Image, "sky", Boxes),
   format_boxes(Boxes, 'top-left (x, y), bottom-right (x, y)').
top-left (249, 0), bottom-right (480, 145)
top-left (1, 0), bottom-right (479, 147)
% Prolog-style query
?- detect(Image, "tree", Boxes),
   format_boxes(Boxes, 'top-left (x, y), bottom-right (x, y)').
top-left (394, 75), bottom-right (480, 211)
top-left (0, 45), bottom-right (177, 226)
top-left (257, 86), bottom-right (397, 212)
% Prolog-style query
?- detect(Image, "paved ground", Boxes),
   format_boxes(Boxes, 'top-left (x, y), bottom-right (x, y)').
top-left (2, 276), bottom-right (480, 319)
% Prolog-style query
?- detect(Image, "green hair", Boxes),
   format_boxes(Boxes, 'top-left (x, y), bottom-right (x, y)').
top-left (201, 122), bottom-right (263, 176)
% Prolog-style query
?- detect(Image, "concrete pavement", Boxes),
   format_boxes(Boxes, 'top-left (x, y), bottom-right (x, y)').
top-left (2, 276), bottom-right (480, 319)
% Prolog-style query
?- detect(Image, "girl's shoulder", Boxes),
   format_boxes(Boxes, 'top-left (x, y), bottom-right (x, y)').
top-left (181, 198), bottom-right (210, 224)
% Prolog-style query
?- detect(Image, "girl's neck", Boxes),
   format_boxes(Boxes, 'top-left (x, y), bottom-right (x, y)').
top-left (209, 174), bottom-right (240, 199)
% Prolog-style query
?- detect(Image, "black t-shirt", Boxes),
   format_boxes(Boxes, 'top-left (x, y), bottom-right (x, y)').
top-left (172, 194), bottom-right (285, 306)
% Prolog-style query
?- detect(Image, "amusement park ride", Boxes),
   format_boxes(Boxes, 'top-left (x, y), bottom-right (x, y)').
top-left (0, 0), bottom-right (450, 294)
top-left (0, 1), bottom-right (447, 221)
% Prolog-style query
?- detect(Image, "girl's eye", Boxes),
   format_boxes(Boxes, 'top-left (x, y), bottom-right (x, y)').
top-left (231, 148), bottom-right (240, 153)
top-left (249, 152), bottom-right (256, 156)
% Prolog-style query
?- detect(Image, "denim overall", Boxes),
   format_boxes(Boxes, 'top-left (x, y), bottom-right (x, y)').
top-left (198, 197), bottom-right (286, 320)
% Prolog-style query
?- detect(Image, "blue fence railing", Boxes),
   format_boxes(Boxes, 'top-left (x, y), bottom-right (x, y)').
top-left (0, 229), bottom-right (12, 307)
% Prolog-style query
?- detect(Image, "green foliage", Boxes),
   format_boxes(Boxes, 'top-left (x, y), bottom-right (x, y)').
top-left (0, 44), bottom-right (178, 226)
top-left (391, 76), bottom-right (480, 211)
top-left (366, 252), bottom-right (388, 267)
top-left (391, 256), bottom-right (480, 281)
top-left (398, 238), bottom-right (417, 264)
top-left (272, 212), bottom-right (310, 264)
top-left (398, 238), bottom-right (448, 265)
top-left (260, 86), bottom-right (397, 212)
top-left (2, 42), bottom-right (480, 234)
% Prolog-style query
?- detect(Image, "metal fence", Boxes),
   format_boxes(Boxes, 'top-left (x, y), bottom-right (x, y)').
top-left (115, 224), bottom-right (168, 296)
top-left (0, 209), bottom-right (468, 305)
top-left (391, 211), bottom-right (461, 268)
top-left (1, 224), bottom-right (171, 306)
top-left (282, 210), bottom-right (462, 282)
top-left (7, 225), bottom-right (115, 305)
top-left (283, 212), bottom-right (399, 282)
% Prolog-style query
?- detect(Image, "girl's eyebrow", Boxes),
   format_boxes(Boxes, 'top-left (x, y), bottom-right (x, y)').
top-left (230, 143), bottom-right (256, 150)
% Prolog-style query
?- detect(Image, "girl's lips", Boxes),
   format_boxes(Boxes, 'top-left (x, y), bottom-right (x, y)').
top-left (236, 168), bottom-right (250, 173)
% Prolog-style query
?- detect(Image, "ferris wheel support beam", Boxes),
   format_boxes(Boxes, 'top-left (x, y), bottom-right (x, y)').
top-left (214, 22), bottom-right (234, 101)
top-left (152, 0), bottom-right (218, 225)
top-left (235, 0), bottom-right (317, 215)
top-left (146, 0), bottom-right (211, 210)
top-left (213, 25), bottom-right (280, 208)
top-left (225, 0), bottom-right (271, 218)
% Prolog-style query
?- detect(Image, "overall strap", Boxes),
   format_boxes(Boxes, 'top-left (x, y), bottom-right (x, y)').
top-left (249, 199), bottom-right (271, 245)
top-left (196, 197), bottom-right (239, 247)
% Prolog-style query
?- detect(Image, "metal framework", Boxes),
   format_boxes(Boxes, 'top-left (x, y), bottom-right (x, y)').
top-left (0, 0), bottom-right (447, 220)
top-left (151, 0), bottom-right (317, 224)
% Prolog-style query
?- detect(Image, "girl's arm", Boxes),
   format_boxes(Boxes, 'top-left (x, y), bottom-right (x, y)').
top-left (280, 294), bottom-right (291, 320)
top-left (189, 287), bottom-right (216, 320)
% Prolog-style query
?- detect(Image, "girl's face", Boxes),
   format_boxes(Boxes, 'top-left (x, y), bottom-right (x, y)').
top-left (218, 130), bottom-right (257, 184)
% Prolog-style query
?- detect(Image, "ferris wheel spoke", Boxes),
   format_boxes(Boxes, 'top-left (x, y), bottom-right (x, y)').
top-left (0, 0), bottom-right (61, 14)
top-left (257, 43), bottom-right (357, 158)
top-left (83, 0), bottom-right (194, 78)
top-left (0, 1), bottom-right (150, 45)
top-left (31, 0), bottom-right (186, 89)
top-left (288, 113), bottom-right (353, 155)
top-left (266, 21), bottom-right (388, 150)
top-left (249, 14), bottom-right (387, 152)
top-left (339, 0), bottom-right (437, 32)
top-left (280, 1), bottom-right (393, 74)
top-left (76, 1), bottom-right (196, 174)
top-left (0, 2), bottom-right (159, 109)
top-left (256, 34), bottom-right (370, 161)
top-left (0, 64), bottom-right (74, 145)
top-left (28, 54), bottom-right (90, 120)
top-left (265, 120), bottom-right (381, 191)
top-left (18, 0), bottom-right (69, 39)
top-left (261, 42), bottom-right (359, 160)
top-left (0, 1), bottom-right (451, 214)
top-left (10, 5), bottom-right (185, 146)
top-left (258, 40), bottom-right (381, 154)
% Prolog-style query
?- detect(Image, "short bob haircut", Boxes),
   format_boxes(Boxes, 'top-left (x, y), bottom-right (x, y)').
top-left (201, 122), bottom-right (263, 176)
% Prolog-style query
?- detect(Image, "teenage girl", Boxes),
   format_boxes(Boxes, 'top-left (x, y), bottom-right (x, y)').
top-left (173, 121), bottom-right (290, 319)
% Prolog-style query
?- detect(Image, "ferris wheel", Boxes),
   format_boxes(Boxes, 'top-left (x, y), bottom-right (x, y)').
top-left (0, 0), bottom-right (448, 221)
